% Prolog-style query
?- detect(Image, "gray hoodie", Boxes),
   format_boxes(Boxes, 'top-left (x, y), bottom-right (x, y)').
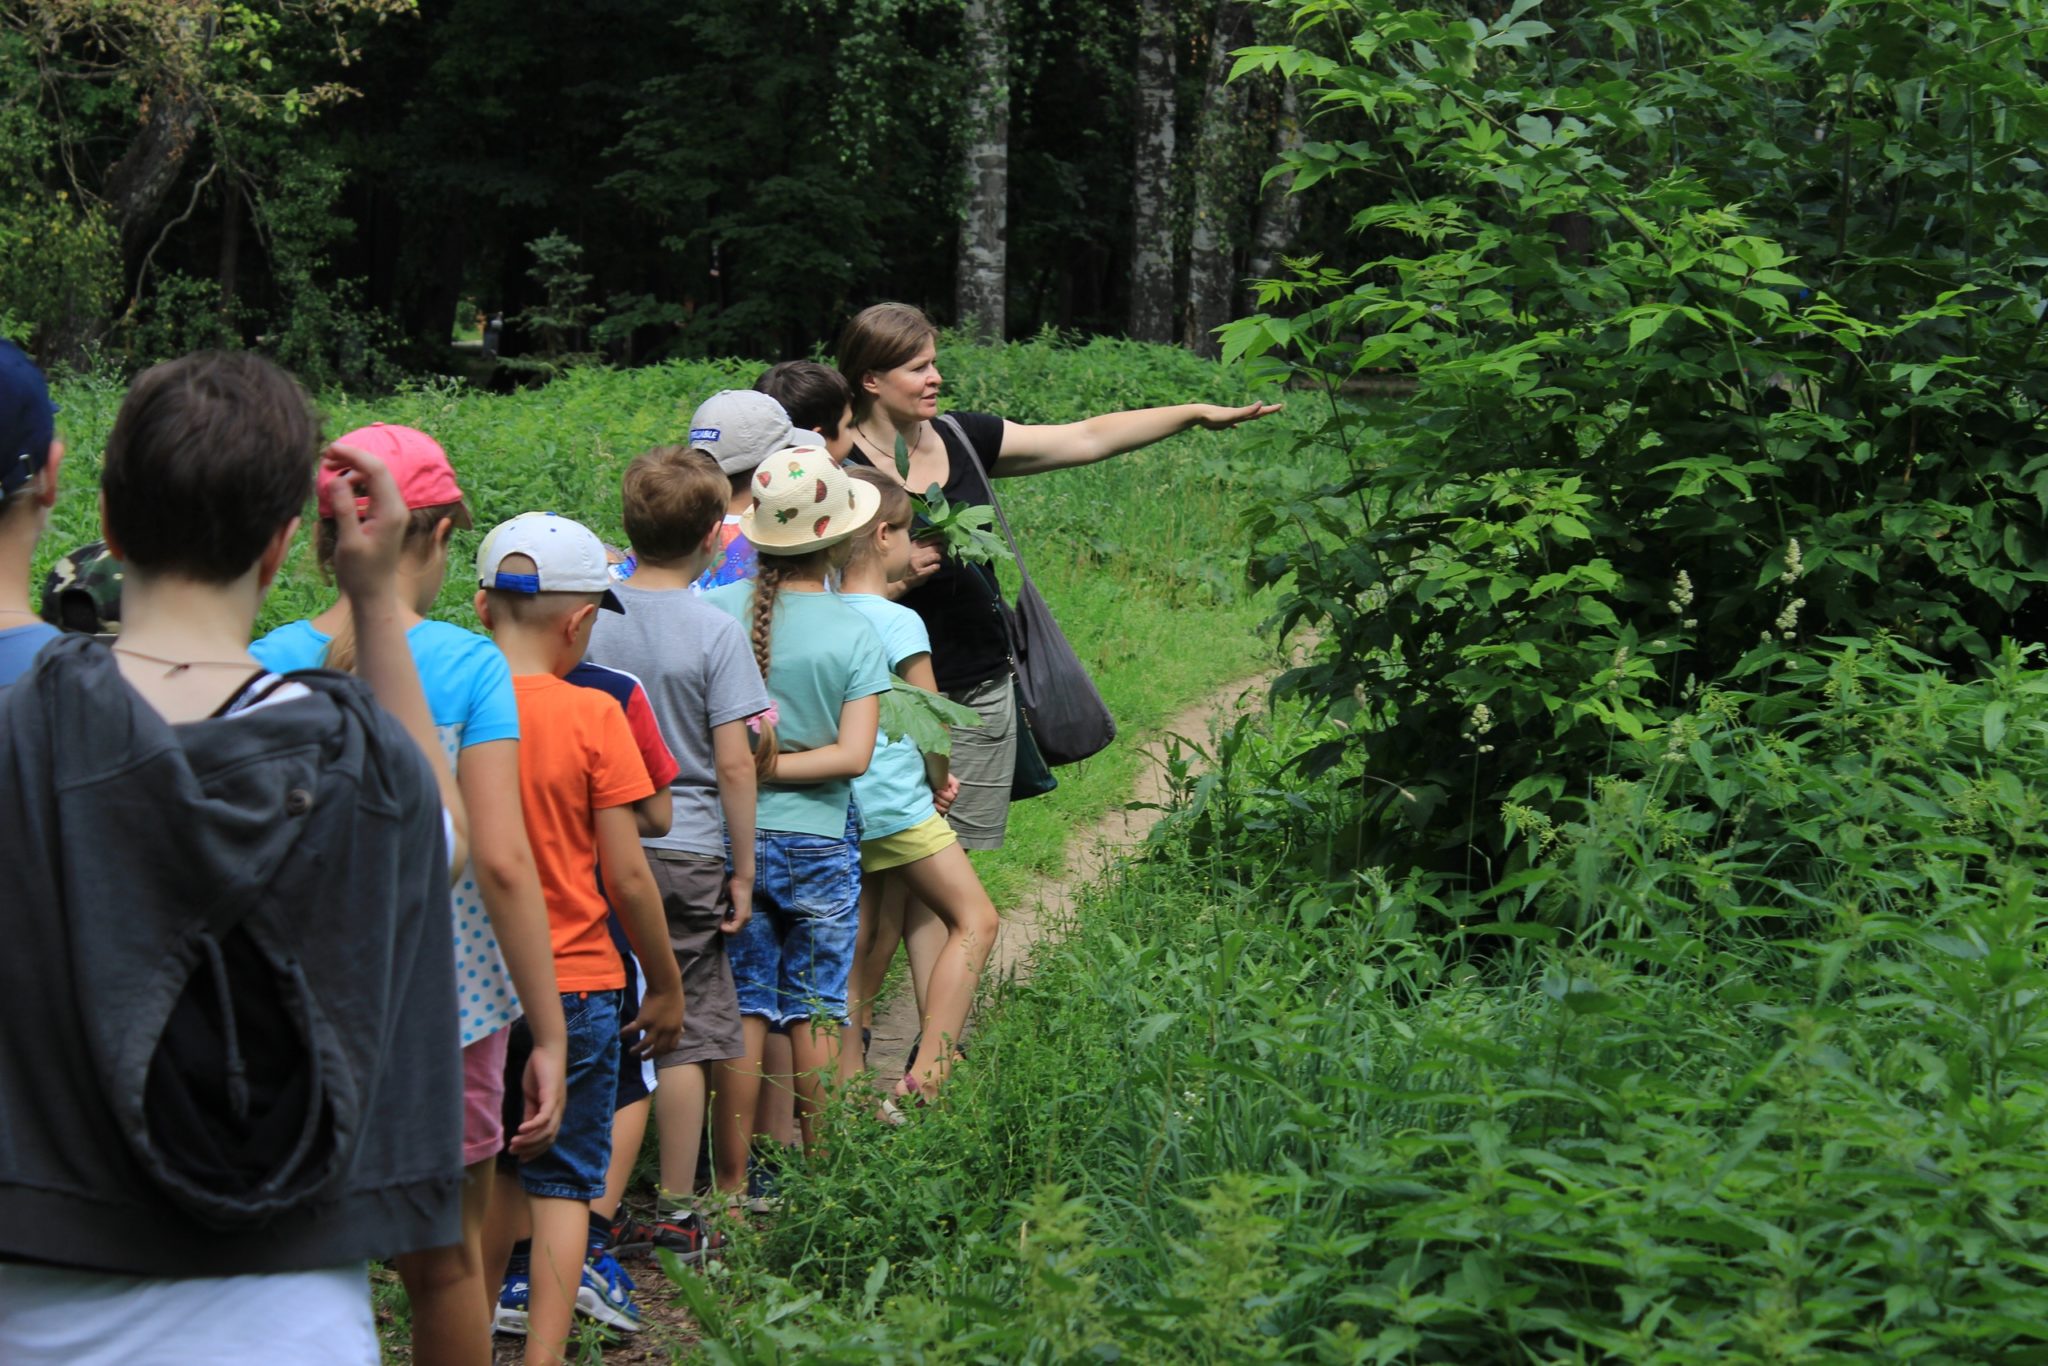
top-left (0, 634), bottom-right (460, 1275)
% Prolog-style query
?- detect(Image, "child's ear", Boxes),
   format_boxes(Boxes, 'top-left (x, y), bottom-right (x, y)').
top-left (565, 602), bottom-right (597, 642)
top-left (699, 522), bottom-right (722, 558)
top-left (473, 590), bottom-right (493, 629)
top-left (433, 517), bottom-right (455, 553)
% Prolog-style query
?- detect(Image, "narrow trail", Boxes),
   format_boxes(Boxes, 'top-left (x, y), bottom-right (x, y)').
top-left (865, 666), bottom-right (1277, 1075)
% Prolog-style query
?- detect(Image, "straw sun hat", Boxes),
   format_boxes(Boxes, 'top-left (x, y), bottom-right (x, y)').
top-left (740, 445), bottom-right (882, 553)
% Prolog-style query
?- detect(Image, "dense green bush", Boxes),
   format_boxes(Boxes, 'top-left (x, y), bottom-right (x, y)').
top-left (1225, 0), bottom-right (2048, 874)
top-left (685, 641), bottom-right (2048, 1362)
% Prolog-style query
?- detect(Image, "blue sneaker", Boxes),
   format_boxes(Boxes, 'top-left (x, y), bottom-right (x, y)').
top-left (492, 1262), bottom-right (530, 1336)
top-left (577, 1245), bottom-right (644, 1333)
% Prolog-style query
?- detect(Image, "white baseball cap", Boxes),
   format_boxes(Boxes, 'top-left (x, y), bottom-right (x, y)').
top-left (476, 511), bottom-right (625, 612)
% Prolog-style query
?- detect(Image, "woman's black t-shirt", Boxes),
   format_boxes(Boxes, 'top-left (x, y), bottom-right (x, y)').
top-left (847, 410), bottom-right (1011, 693)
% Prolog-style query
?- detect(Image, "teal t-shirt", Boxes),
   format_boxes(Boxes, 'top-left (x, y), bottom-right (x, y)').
top-left (839, 592), bottom-right (938, 841)
top-left (701, 581), bottom-right (892, 838)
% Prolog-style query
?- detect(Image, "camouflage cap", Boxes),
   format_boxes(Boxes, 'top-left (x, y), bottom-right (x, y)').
top-left (41, 540), bottom-right (124, 635)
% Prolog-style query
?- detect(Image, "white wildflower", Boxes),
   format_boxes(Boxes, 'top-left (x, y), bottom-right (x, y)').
top-left (1775, 596), bottom-right (1804, 638)
top-left (1668, 569), bottom-right (1695, 615)
top-left (1783, 538), bottom-right (1804, 584)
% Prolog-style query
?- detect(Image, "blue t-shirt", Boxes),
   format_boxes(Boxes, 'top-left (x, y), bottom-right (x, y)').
top-left (839, 593), bottom-right (938, 841)
top-left (0, 622), bottom-right (59, 695)
top-left (700, 581), bottom-right (891, 838)
top-left (252, 617), bottom-right (524, 1044)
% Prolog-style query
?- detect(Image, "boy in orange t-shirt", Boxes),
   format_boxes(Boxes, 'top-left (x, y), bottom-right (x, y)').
top-left (474, 512), bottom-right (684, 1361)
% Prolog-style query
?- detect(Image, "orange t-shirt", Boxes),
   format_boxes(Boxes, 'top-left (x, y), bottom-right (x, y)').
top-left (511, 673), bottom-right (656, 991)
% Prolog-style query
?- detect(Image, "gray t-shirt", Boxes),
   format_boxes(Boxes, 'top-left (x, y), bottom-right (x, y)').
top-left (587, 583), bottom-right (771, 857)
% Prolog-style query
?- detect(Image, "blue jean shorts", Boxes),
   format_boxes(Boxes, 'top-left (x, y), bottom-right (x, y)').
top-left (503, 989), bottom-right (620, 1200)
top-left (727, 822), bottom-right (860, 1029)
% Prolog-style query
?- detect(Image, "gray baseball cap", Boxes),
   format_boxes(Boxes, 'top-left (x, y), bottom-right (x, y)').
top-left (688, 390), bottom-right (797, 475)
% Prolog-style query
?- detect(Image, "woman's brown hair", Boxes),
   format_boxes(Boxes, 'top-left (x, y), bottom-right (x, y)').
top-left (312, 501), bottom-right (465, 671)
top-left (836, 303), bottom-right (937, 422)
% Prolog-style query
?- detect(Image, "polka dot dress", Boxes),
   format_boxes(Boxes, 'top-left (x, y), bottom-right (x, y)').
top-left (441, 727), bottom-right (520, 1043)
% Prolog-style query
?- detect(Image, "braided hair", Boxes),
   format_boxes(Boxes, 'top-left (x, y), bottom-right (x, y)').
top-left (747, 546), bottom-right (831, 780)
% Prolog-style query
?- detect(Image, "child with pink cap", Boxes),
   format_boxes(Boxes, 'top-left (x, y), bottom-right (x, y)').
top-left (251, 422), bottom-right (570, 1366)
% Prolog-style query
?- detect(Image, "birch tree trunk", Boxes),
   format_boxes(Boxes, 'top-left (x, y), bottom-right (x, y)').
top-left (1127, 0), bottom-right (1177, 343)
top-left (955, 0), bottom-right (1009, 343)
top-left (1245, 78), bottom-right (1303, 306)
top-left (1183, 1), bottom-right (1252, 358)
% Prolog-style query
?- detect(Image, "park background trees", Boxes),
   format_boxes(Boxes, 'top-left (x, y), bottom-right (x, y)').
top-left (0, 0), bottom-right (1314, 382)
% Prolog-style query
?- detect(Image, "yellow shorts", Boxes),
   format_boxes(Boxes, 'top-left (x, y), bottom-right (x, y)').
top-left (860, 811), bottom-right (959, 872)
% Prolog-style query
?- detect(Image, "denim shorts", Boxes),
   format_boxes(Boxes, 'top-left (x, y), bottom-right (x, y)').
top-left (500, 989), bottom-right (620, 1200)
top-left (727, 821), bottom-right (860, 1029)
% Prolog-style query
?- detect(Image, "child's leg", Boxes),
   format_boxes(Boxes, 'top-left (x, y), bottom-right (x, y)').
top-left (524, 1196), bottom-right (588, 1366)
top-left (655, 1060), bottom-right (709, 1203)
top-left (516, 989), bottom-right (625, 1362)
top-left (902, 892), bottom-right (947, 1018)
top-left (758, 1029), bottom-right (799, 1144)
top-left (893, 843), bottom-right (1000, 1094)
top-left (393, 1158), bottom-right (495, 1366)
top-left (482, 1164), bottom-right (529, 1309)
top-left (595, 1095), bottom-right (650, 1223)
top-left (710, 1017), bottom-right (770, 1194)
top-left (787, 1019), bottom-right (842, 1148)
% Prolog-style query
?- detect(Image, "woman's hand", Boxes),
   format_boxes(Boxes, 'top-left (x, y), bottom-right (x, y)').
top-left (1191, 401), bottom-right (1284, 431)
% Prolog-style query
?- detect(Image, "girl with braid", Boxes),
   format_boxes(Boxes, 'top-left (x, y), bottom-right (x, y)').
top-left (698, 448), bottom-right (891, 1199)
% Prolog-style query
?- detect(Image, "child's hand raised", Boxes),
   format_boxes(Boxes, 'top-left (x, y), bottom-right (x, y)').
top-left (622, 981), bottom-right (684, 1059)
top-left (321, 442), bottom-right (410, 605)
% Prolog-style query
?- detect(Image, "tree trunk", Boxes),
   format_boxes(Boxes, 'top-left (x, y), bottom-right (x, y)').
top-left (105, 83), bottom-right (207, 274)
top-left (1127, 0), bottom-right (1177, 343)
top-left (955, 0), bottom-right (1008, 343)
top-left (1245, 78), bottom-right (1302, 307)
top-left (216, 177), bottom-right (242, 311)
top-left (1184, 1), bottom-right (1253, 358)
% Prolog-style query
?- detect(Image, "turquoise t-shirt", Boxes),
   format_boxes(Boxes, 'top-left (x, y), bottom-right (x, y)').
top-left (252, 616), bottom-right (524, 1044)
top-left (839, 592), bottom-right (938, 841)
top-left (701, 581), bottom-right (892, 838)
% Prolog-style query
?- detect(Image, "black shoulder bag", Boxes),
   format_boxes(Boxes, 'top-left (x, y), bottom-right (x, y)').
top-left (938, 414), bottom-right (1118, 771)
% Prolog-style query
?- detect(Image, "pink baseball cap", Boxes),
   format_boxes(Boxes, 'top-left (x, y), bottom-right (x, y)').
top-left (317, 423), bottom-right (472, 526)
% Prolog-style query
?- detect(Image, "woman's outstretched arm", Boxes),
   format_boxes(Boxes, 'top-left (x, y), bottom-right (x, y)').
top-left (992, 401), bottom-right (1281, 477)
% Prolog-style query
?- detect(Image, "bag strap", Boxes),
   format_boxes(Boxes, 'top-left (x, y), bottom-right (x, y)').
top-left (936, 413), bottom-right (1040, 598)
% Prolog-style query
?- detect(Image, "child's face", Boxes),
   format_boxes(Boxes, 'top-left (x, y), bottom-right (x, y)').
top-left (881, 520), bottom-right (915, 582)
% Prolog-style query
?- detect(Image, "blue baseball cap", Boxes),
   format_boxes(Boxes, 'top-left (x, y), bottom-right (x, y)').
top-left (0, 339), bottom-right (56, 498)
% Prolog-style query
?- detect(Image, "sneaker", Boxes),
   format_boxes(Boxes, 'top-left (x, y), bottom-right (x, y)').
top-left (577, 1245), bottom-right (645, 1333)
top-left (607, 1214), bottom-right (655, 1258)
top-left (745, 1150), bottom-right (784, 1216)
top-left (493, 1263), bottom-right (530, 1336)
top-left (651, 1208), bottom-right (727, 1263)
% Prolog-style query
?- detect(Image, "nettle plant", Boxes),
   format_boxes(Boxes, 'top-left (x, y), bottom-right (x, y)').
top-left (1224, 0), bottom-right (2048, 877)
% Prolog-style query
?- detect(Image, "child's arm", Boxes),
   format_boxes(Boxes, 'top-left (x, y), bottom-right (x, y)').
top-left (456, 740), bottom-right (568, 1157)
top-left (323, 442), bottom-right (468, 872)
top-left (596, 803), bottom-right (685, 1058)
top-left (767, 694), bottom-right (881, 783)
top-left (711, 718), bottom-right (757, 934)
top-left (633, 788), bottom-right (673, 839)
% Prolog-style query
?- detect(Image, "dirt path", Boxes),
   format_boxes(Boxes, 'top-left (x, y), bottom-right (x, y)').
top-left (865, 668), bottom-right (1276, 1075)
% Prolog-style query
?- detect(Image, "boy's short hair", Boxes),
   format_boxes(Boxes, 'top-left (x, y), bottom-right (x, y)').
top-left (755, 361), bottom-right (852, 438)
top-left (621, 446), bottom-right (727, 564)
top-left (102, 351), bottom-right (320, 584)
